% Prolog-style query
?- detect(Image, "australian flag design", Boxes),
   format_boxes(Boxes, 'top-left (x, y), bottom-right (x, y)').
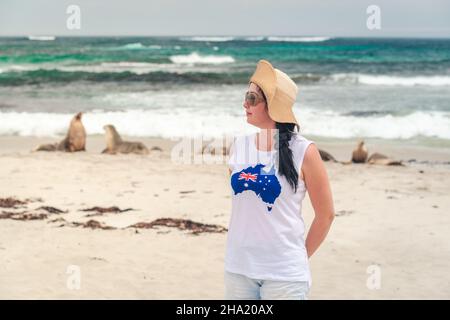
top-left (231, 164), bottom-right (282, 212)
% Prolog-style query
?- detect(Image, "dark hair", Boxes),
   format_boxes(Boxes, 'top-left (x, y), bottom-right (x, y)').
top-left (254, 84), bottom-right (301, 192)
top-left (274, 122), bottom-right (300, 193)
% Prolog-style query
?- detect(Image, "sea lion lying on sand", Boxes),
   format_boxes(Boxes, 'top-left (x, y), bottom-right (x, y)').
top-left (33, 112), bottom-right (86, 152)
top-left (318, 149), bottom-right (337, 162)
top-left (315, 141), bottom-right (403, 166)
top-left (318, 148), bottom-right (355, 165)
top-left (201, 138), bottom-right (232, 156)
top-left (102, 125), bottom-right (149, 155)
top-left (368, 152), bottom-right (404, 166)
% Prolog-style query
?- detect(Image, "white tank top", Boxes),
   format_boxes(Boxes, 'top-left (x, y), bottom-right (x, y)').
top-left (225, 132), bottom-right (314, 286)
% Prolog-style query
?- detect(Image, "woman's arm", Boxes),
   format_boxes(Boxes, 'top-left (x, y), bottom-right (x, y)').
top-left (302, 143), bottom-right (335, 258)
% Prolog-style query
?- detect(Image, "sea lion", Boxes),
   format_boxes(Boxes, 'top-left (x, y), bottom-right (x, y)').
top-left (102, 125), bottom-right (149, 155)
top-left (201, 138), bottom-right (231, 156)
top-left (368, 152), bottom-right (404, 166)
top-left (33, 112), bottom-right (86, 152)
top-left (318, 149), bottom-right (337, 162)
top-left (351, 140), bottom-right (368, 163)
top-left (317, 148), bottom-right (354, 165)
top-left (65, 112), bottom-right (86, 152)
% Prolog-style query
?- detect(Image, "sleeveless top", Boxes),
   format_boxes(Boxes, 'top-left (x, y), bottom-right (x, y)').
top-left (225, 132), bottom-right (314, 287)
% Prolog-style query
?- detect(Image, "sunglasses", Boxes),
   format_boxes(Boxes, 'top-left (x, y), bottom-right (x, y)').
top-left (245, 91), bottom-right (266, 106)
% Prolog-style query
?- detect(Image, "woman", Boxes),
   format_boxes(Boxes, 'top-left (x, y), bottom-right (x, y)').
top-left (225, 60), bottom-right (335, 300)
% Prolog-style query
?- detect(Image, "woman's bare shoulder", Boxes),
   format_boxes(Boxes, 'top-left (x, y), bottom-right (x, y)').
top-left (303, 141), bottom-right (320, 164)
top-left (298, 140), bottom-right (318, 177)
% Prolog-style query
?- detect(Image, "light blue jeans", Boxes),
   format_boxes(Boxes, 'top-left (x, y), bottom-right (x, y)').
top-left (224, 270), bottom-right (310, 300)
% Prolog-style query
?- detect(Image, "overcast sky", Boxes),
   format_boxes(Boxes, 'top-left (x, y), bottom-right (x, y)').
top-left (1, 0), bottom-right (449, 37)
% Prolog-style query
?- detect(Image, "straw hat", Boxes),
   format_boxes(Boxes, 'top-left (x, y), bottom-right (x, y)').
top-left (249, 59), bottom-right (299, 125)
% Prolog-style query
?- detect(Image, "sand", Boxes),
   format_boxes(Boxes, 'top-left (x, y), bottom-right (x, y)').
top-left (0, 135), bottom-right (449, 299)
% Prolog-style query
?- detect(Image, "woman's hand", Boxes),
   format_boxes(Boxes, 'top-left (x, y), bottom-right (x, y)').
top-left (302, 143), bottom-right (335, 258)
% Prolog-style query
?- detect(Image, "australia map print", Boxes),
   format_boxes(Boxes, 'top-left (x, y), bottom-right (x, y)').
top-left (231, 164), bottom-right (282, 212)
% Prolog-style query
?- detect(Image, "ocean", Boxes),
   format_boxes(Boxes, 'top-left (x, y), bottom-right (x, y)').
top-left (0, 36), bottom-right (449, 147)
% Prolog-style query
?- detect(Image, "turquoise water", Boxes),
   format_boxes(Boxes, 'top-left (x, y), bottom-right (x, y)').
top-left (0, 36), bottom-right (449, 143)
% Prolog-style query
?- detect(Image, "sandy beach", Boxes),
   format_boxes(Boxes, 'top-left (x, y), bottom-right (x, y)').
top-left (1, 0), bottom-right (450, 303)
top-left (0, 134), bottom-right (449, 299)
